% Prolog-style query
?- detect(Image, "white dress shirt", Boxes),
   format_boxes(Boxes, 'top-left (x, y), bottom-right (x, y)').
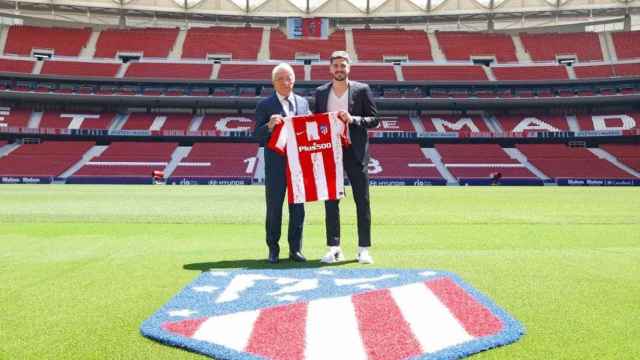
top-left (276, 92), bottom-right (296, 117)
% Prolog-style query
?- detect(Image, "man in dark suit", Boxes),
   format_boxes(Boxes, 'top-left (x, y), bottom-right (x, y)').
top-left (255, 63), bottom-right (309, 264)
top-left (314, 51), bottom-right (379, 264)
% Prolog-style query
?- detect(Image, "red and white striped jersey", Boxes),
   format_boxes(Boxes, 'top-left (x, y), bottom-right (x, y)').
top-left (267, 112), bottom-right (350, 204)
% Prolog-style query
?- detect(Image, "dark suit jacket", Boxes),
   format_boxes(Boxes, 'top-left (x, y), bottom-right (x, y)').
top-left (314, 80), bottom-right (378, 165)
top-left (255, 93), bottom-right (310, 179)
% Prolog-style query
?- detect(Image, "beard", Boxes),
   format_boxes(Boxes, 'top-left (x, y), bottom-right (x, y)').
top-left (332, 72), bottom-right (347, 81)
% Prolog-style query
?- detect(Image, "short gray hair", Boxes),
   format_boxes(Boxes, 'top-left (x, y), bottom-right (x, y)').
top-left (272, 63), bottom-right (295, 82)
top-left (330, 50), bottom-right (351, 64)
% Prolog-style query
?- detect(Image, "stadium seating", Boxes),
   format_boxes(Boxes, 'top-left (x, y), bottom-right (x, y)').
top-left (435, 144), bottom-right (535, 179)
top-left (611, 31), bottom-right (640, 60)
top-left (121, 113), bottom-right (194, 131)
top-left (171, 143), bottom-right (257, 179)
top-left (4, 25), bottom-right (91, 56)
top-left (39, 112), bottom-right (115, 130)
top-left (576, 112), bottom-right (639, 131)
top-left (600, 144), bottom-right (640, 171)
top-left (0, 58), bottom-right (35, 74)
top-left (517, 144), bottom-right (632, 179)
top-left (218, 64), bottom-right (304, 81)
top-left (520, 32), bottom-right (602, 62)
top-left (121, 113), bottom-right (156, 130)
top-left (182, 27), bottom-right (263, 60)
top-left (74, 142), bottom-right (177, 177)
top-left (158, 114), bottom-right (195, 130)
top-left (435, 32), bottom-right (517, 62)
top-left (269, 29), bottom-right (345, 60)
top-left (492, 65), bottom-right (568, 81)
top-left (369, 116), bottom-right (417, 136)
top-left (401, 65), bottom-right (487, 81)
top-left (353, 29), bottom-right (432, 61)
top-left (368, 144), bottom-right (443, 180)
top-left (493, 115), bottom-right (569, 132)
top-left (94, 28), bottom-right (179, 58)
top-left (41, 60), bottom-right (120, 77)
top-left (0, 108), bottom-right (32, 127)
top-left (199, 114), bottom-right (255, 133)
top-left (0, 141), bottom-right (94, 177)
top-left (421, 114), bottom-right (490, 133)
top-left (125, 62), bottom-right (213, 80)
top-left (574, 63), bottom-right (640, 79)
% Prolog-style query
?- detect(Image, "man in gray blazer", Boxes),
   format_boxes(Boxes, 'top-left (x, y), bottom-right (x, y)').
top-left (255, 63), bottom-right (309, 264)
top-left (314, 51), bottom-right (379, 264)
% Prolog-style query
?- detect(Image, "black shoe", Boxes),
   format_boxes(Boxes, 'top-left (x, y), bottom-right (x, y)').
top-left (267, 249), bottom-right (279, 264)
top-left (289, 251), bottom-right (307, 262)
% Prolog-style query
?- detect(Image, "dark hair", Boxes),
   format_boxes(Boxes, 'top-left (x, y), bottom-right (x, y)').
top-left (330, 50), bottom-right (351, 64)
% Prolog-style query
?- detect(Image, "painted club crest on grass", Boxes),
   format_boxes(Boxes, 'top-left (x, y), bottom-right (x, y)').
top-left (141, 269), bottom-right (524, 360)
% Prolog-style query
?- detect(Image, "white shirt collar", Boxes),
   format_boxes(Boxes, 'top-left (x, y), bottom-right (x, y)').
top-left (276, 92), bottom-right (293, 103)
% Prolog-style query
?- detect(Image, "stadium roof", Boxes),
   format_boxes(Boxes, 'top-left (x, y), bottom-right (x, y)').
top-left (1, 0), bottom-right (638, 28)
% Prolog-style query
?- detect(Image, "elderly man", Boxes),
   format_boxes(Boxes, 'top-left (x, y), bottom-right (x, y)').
top-left (255, 63), bottom-right (310, 264)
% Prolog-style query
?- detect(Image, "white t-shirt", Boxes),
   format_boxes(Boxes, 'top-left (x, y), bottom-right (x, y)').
top-left (327, 87), bottom-right (349, 113)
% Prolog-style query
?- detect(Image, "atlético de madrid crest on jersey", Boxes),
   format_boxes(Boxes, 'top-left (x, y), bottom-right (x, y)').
top-left (141, 269), bottom-right (524, 360)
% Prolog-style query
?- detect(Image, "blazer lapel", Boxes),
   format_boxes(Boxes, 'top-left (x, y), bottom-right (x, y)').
top-left (347, 80), bottom-right (355, 114)
top-left (272, 93), bottom-right (286, 116)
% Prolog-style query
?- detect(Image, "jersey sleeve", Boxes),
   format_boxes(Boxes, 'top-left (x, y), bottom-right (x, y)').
top-left (266, 118), bottom-right (288, 155)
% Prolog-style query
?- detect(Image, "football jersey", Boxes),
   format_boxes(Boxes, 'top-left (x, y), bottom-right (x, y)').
top-left (267, 112), bottom-right (350, 204)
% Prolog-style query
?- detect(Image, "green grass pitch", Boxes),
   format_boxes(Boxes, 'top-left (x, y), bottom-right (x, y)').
top-left (1, 185), bottom-right (639, 359)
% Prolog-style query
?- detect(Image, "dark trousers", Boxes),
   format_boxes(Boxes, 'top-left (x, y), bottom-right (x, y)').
top-left (325, 151), bottom-right (371, 247)
top-left (264, 150), bottom-right (305, 254)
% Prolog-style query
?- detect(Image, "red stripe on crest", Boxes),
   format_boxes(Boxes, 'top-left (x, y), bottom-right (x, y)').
top-left (352, 289), bottom-right (422, 360)
top-left (245, 302), bottom-right (307, 360)
top-left (162, 317), bottom-right (207, 338)
top-left (426, 278), bottom-right (503, 337)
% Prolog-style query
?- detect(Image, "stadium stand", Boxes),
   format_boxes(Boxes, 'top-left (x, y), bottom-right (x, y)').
top-left (121, 113), bottom-right (156, 130)
top-left (182, 27), bottom-right (263, 60)
top-left (492, 65), bottom-right (569, 81)
top-left (158, 114), bottom-right (195, 130)
top-left (600, 144), bottom-right (640, 171)
top-left (121, 113), bottom-right (195, 131)
top-left (0, 108), bottom-right (32, 127)
top-left (435, 32), bottom-right (517, 62)
top-left (199, 114), bottom-right (255, 132)
top-left (574, 63), bottom-right (640, 79)
top-left (218, 64), bottom-right (304, 80)
top-left (269, 29), bottom-right (345, 60)
top-left (401, 65), bottom-right (487, 81)
top-left (576, 113), bottom-right (639, 131)
top-left (0, 58), bottom-right (35, 74)
top-left (4, 25), bottom-right (91, 56)
top-left (38, 112), bottom-right (115, 130)
top-left (435, 144), bottom-right (536, 180)
top-left (611, 31), bottom-right (640, 60)
top-left (520, 32), bottom-right (603, 62)
top-left (421, 114), bottom-right (490, 133)
top-left (368, 144), bottom-right (443, 180)
top-left (493, 115), bottom-right (570, 132)
top-left (369, 116), bottom-right (417, 136)
top-left (517, 144), bottom-right (633, 179)
top-left (94, 28), bottom-right (179, 58)
top-left (171, 143), bottom-right (257, 179)
top-left (125, 62), bottom-right (213, 80)
top-left (41, 60), bottom-right (120, 78)
top-left (353, 29), bottom-right (432, 61)
top-left (0, 141), bottom-right (94, 177)
top-left (73, 142), bottom-right (177, 177)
